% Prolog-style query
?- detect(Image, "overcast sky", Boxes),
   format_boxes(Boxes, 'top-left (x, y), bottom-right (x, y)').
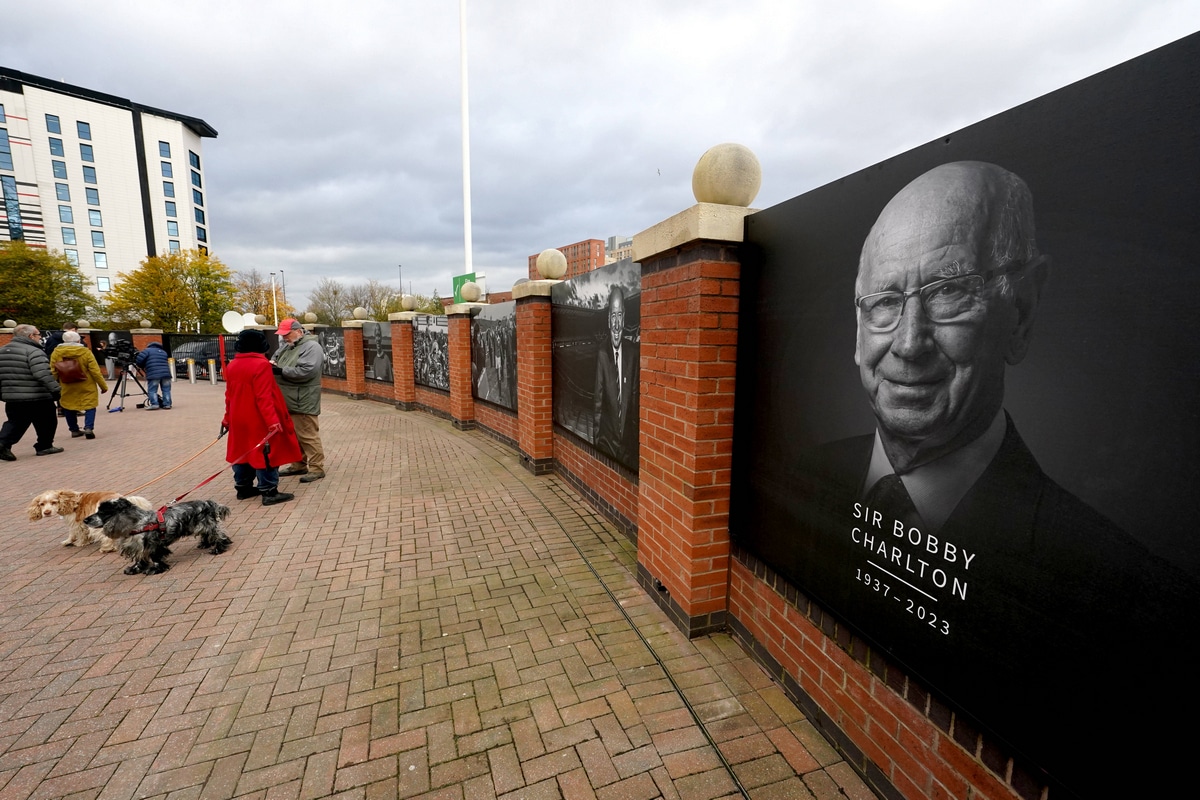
top-left (5, 1), bottom-right (1198, 308)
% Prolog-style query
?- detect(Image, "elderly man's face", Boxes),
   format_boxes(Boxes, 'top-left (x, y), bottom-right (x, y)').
top-left (284, 327), bottom-right (303, 344)
top-left (608, 294), bottom-right (625, 350)
top-left (855, 190), bottom-right (1020, 464)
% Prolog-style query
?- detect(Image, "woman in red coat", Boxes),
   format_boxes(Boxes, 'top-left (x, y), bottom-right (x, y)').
top-left (222, 329), bottom-right (303, 505)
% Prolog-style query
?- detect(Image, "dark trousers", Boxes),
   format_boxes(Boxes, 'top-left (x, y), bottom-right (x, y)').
top-left (0, 400), bottom-right (58, 451)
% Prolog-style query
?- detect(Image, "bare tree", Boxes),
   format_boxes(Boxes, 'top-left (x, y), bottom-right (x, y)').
top-left (305, 277), bottom-right (353, 325)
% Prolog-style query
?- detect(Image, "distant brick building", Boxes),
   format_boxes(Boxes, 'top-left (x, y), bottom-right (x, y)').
top-left (526, 238), bottom-right (604, 280)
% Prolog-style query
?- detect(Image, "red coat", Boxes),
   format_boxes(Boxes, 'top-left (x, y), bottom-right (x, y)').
top-left (222, 352), bottom-right (303, 469)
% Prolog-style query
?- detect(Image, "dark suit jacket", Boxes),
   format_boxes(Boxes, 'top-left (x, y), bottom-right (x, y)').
top-left (744, 418), bottom-right (1197, 797)
top-left (593, 339), bottom-right (639, 469)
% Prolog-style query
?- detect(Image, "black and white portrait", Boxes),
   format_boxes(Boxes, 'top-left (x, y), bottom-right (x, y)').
top-left (413, 314), bottom-right (449, 391)
top-left (362, 321), bottom-right (393, 383)
top-left (317, 328), bottom-right (346, 379)
top-left (551, 259), bottom-right (640, 471)
top-left (471, 301), bottom-right (517, 411)
top-left (731, 38), bottom-right (1200, 797)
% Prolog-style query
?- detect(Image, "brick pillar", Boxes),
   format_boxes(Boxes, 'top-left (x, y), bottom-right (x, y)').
top-left (0, 327), bottom-right (13, 346)
top-left (389, 314), bottom-right (416, 410)
top-left (513, 282), bottom-right (557, 475)
top-left (632, 203), bottom-right (753, 637)
top-left (130, 329), bottom-right (164, 350)
top-left (340, 323), bottom-right (367, 398)
top-left (447, 308), bottom-right (475, 430)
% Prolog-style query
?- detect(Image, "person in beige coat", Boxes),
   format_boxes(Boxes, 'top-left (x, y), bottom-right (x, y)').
top-left (50, 331), bottom-right (108, 439)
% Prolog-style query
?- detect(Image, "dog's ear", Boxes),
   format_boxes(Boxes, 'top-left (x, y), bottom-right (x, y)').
top-left (58, 492), bottom-right (79, 515)
top-left (26, 494), bottom-right (47, 521)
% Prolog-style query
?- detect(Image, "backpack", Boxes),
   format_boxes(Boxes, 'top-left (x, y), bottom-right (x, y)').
top-left (54, 357), bottom-right (87, 384)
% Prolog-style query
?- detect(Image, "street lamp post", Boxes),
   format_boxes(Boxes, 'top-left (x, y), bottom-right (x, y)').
top-left (269, 272), bottom-right (279, 326)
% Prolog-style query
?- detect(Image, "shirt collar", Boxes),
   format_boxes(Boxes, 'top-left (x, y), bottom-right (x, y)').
top-left (864, 410), bottom-right (1007, 531)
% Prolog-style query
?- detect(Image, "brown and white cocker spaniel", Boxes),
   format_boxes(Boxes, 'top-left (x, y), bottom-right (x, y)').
top-left (27, 490), bottom-right (153, 552)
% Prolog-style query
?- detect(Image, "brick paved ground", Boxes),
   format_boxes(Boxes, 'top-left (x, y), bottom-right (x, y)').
top-left (0, 381), bottom-right (877, 800)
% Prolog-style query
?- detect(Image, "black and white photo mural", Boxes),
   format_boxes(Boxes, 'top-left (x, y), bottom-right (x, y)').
top-left (551, 259), bottom-right (640, 472)
top-left (471, 301), bottom-right (517, 411)
top-left (317, 328), bottom-right (346, 379)
top-left (730, 35), bottom-right (1200, 798)
top-left (362, 321), bottom-right (393, 383)
top-left (413, 314), bottom-right (449, 391)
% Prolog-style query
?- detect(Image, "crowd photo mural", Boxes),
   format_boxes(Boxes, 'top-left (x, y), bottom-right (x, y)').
top-left (551, 259), bottom-right (640, 472)
top-left (730, 36), bottom-right (1200, 797)
top-left (361, 321), bottom-right (393, 383)
top-left (413, 314), bottom-right (449, 391)
top-left (317, 328), bottom-right (346, 379)
top-left (471, 301), bottom-right (517, 411)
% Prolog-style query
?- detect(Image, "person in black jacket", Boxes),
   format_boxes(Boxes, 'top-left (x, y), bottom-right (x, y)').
top-left (134, 341), bottom-right (173, 410)
top-left (0, 325), bottom-right (63, 460)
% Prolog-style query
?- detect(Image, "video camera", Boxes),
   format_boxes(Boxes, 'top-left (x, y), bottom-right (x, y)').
top-left (109, 339), bottom-right (139, 368)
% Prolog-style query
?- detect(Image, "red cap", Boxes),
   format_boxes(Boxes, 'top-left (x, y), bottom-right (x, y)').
top-left (276, 318), bottom-right (302, 336)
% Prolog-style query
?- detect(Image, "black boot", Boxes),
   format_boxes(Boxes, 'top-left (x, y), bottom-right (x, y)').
top-left (261, 488), bottom-right (294, 506)
top-left (235, 485), bottom-right (261, 500)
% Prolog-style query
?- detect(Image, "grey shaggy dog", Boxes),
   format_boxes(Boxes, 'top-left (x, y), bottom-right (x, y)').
top-left (82, 498), bottom-right (232, 575)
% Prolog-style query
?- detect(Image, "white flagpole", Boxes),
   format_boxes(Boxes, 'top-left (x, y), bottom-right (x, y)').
top-left (460, 0), bottom-right (473, 273)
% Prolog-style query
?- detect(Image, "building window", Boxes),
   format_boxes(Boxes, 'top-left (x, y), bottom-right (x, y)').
top-left (196, 226), bottom-right (207, 242)
top-left (191, 170), bottom-right (202, 188)
top-left (165, 201), bottom-right (176, 217)
top-left (0, 130), bottom-right (12, 171)
top-left (198, 245), bottom-right (208, 256)
top-left (52, 160), bottom-right (67, 179)
top-left (192, 189), bottom-right (203, 206)
top-left (65, 249), bottom-right (79, 266)
top-left (61, 227), bottom-right (76, 245)
top-left (85, 188), bottom-right (99, 205)
top-left (49, 137), bottom-right (64, 156)
top-left (163, 181), bottom-right (174, 198)
top-left (91, 230), bottom-right (105, 248)
top-left (59, 205), bottom-right (73, 223)
top-left (0, 105), bottom-right (5, 123)
top-left (55, 183), bottom-right (71, 201)
top-left (97, 277), bottom-right (111, 292)
top-left (166, 220), bottom-right (178, 236)
top-left (88, 209), bottom-right (102, 226)
top-left (194, 208), bottom-right (205, 224)
top-left (161, 161), bottom-right (173, 178)
top-left (159, 141), bottom-right (171, 158)
top-left (80, 143), bottom-right (93, 162)
top-left (189, 151), bottom-right (200, 169)
top-left (94, 253), bottom-right (108, 269)
top-left (45, 114), bottom-right (60, 133)
top-left (1, 175), bottom-right (21, 240)
top-left (169, 240), bottom-right (181, 253)
top-left (76, 121), bottom-right (91, 140)
top-left (82, 165), bottom-right (97, 184)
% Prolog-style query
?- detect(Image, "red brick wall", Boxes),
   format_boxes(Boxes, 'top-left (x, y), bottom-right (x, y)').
top-left (729, 558), bottom-right (1026, 800)
top-left (635, 245), bottom-right (739, 628)
top-left (131, 331), bottom-right (163, 351)
top-left (392, 321), bottom-right (415, 406)
top-left (342, 328), bottom-right (366, 397)
top-left (553, 432), bottom-right (638, 538)
top-left (476, 403), bottom-right (518, 445)
top-left (365, 379), bottom-right (395, 403)
top-left (516, 297), bottom-right (553, 466)
top-left (415, 385), bottom-right (450, 416)
top-left (448, 314), bottom-right (474, 427)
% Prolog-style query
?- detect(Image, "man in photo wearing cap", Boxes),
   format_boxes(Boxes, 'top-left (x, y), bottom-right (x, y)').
top-left (271, 318), bottom-right (326, 482)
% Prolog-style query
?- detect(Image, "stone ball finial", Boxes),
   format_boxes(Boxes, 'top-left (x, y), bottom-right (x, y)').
top-left (76, 319), bottom-right (90, 328)
top-left (536, 248), bottom-right (567, 280)
top-left (401, 295), bottom-right (417, 311)
top-left (692, 143), bottom-right (762, 207)
top-left (139, 319), bottom-right (152, 329)
top-left (254, 315), bottom-right (268, 325)
top-left (2, 320), bottom-right (16, 329)
top-left (352, 306), bottom-right (369, 320)
top-left (303, 312), bottom-right (318, 324)
top-left (460, 281), bottom-right (481, 302)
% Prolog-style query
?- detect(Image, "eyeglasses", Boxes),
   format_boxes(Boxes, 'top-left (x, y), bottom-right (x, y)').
top-left (29, 332), bottom-right (42, 339)
top-left (854, 258), bottom-right (1039, 333)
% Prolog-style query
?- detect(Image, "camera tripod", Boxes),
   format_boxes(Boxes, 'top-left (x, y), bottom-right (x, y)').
top-left (107, 363), bottom-right (148, 412)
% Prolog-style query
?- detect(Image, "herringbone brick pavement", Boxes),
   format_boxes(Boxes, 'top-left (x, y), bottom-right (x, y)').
top-left (0, 381), bottom-right (877, 800)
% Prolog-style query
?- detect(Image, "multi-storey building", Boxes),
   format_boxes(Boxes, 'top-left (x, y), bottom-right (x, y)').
top-left (526, 238), bottom-right (605, 280)
top-left (605, 235), bottom-right (633, 264)
top-left (0, 67), bottom-right (217, 297)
